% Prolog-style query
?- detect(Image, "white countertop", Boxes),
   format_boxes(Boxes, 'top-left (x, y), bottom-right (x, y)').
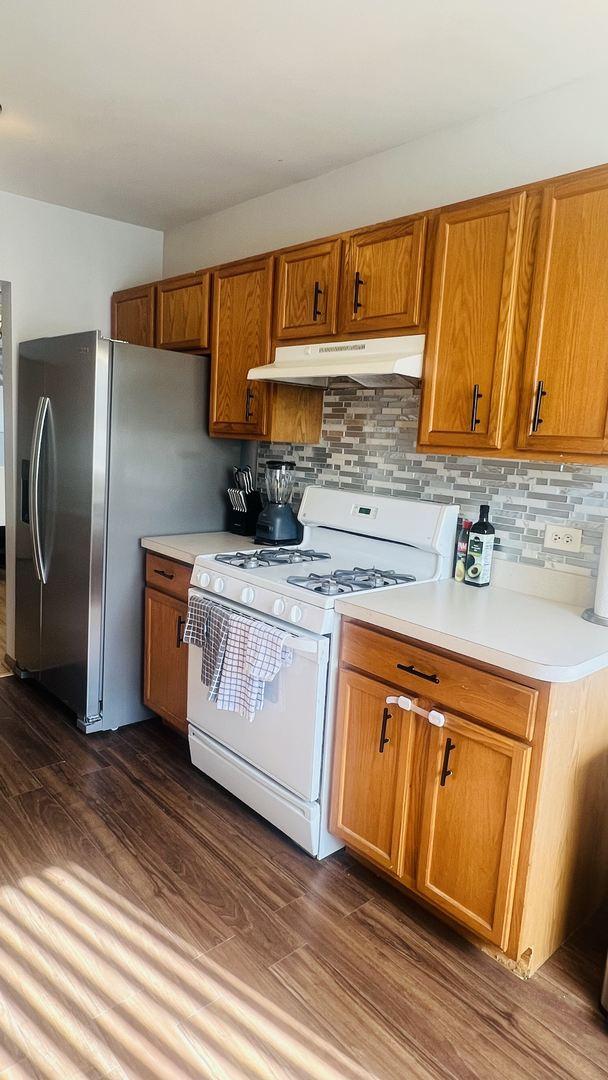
top-left (141, 532), bottom-right (256, 565)
top-left (335, 579), bottom-right (608, 683)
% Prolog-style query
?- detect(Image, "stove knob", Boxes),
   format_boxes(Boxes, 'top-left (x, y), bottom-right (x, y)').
top-left (273, 597), bottom-right (286, 616)
top-left (241, 586), bottom-right (255, 605)
top-left (289, 604), bottom-right (303, 624)
top-left (197, 571), bottom-right (211, 588)
top-left (213, 577), bottom-right (225, 593)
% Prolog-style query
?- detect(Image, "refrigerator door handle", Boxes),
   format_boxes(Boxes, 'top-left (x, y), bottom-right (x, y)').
top-left (29, 395), bottom-right (50, 585)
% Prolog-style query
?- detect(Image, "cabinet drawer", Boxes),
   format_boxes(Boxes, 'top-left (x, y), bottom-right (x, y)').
top-left (341, 622), bottom-right (537, 741)
top-left (145, 553), bottom-right (191, 602)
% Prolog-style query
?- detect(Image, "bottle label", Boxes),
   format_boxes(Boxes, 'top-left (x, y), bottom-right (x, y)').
top-left (465, 533), bottom-right (495, 585)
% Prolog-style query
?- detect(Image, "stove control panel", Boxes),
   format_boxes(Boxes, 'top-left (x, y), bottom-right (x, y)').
top-left (189, 566), bottom-right (335, 635)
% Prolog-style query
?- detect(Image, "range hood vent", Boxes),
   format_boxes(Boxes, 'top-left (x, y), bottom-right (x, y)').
top-left (247, 335), bottom-right (425, 388)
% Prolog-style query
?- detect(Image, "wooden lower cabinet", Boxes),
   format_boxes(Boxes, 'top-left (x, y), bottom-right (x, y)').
top-left (416, 713), bottom-right (530, 949)
top-left (330, 671), bottom-right (414, 871)
top-left (143, 583), bottom-right (188, 734)
top-left (332, 619), bottom-right (608, 976)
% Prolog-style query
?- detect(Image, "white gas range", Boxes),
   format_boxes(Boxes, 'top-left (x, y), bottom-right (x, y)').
top-left (187, 486), bottom-right (459, 858)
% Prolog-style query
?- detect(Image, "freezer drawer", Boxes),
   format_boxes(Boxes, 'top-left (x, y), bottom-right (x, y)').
top-left (186, 590), bottom-right (330, 801)
top-left (188, 726), bottom-right (321, 856)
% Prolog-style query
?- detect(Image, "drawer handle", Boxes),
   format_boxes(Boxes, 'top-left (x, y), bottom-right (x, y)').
top-left (440, 738), bottom-right (456, 786)
top-left (378, 706), bottom-right (391, 753)
top-left (397, 663), bottom-right (439, 684)
top-left (154, 568), bottom-right (175, 580)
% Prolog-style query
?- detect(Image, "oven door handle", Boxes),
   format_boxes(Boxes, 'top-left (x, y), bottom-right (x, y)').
top-left (187, 590), bottom-right (325, 657)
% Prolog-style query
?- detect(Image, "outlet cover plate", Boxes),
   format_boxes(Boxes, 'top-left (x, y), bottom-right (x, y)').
top-left (543, 523), bottom-right (582, 553)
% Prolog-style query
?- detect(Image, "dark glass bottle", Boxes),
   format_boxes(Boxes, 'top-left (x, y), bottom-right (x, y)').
top-left (464, 505), bottom-right (495, 587)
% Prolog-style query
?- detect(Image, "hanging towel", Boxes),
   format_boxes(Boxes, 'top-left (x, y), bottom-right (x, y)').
top-left (183, 594), bottom-right (231, 700)
top-left (216, 614), bottom-right (293, 722)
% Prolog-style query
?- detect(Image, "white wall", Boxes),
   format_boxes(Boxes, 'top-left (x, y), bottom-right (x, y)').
top-left (164, 73), bottom-right (608, 273)
top-left (0, 190), bottom-right (163, 656)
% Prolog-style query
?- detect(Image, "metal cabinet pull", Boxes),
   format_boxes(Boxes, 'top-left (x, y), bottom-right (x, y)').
top-left (176, 615), bottom-right (186, 649)
top-left (154, 568), bottom-right (175, 580)
top-left (378, 706), bottom-right (391, 753)
top-left (353, 271), bottom-right (365, 314)
top-left (396, 662), bottom-right (440, 685)
top-left (470, 383), bottom-right (483, 431)
top-left (531, 379), bottom-right (547, 432)
top-left (440, 738), bottom-right (456, 786)
top-left (312, 281), bottom-right (323, 321)
top-left (245, 387), bottom-right (254, 421)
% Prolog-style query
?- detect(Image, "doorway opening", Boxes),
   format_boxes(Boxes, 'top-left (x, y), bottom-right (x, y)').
top-left (0, 284), bottom-right (10, 676)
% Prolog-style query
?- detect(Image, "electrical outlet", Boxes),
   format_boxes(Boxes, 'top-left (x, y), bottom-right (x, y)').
top-left (543, 523), bottom-right (582, 553)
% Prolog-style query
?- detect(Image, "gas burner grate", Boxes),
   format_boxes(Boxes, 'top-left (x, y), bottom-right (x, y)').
top-left (215, 548), bottom-right (332, 570)
top-left (287, 567), bottom-right (417, 594)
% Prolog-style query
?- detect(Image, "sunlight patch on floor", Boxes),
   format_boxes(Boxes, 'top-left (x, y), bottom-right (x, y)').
top-left (0, 863), bottom-right (367, 1078)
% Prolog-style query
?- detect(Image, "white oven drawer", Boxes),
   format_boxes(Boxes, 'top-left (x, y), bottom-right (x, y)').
top-left (186, 590), bottom-right (330, 802)
top-left (188, 727), bottom-right (321, 856)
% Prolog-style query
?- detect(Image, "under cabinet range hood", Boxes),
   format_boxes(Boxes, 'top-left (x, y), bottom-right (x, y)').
top-left (247, 335), bottom-right (425, 388)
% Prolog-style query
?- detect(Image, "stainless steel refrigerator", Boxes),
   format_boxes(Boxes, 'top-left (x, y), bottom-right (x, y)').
top-left (14, 331), bottom-right (238, 732)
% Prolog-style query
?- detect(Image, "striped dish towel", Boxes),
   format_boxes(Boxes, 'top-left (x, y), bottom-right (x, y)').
top-left (184, 594), bottom-right (293, 720)
top-left (183, 594), bottom-right (231, 701)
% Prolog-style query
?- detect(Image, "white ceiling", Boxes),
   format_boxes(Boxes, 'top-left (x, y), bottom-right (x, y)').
top-left (1, 0), bottom-right (608, 230)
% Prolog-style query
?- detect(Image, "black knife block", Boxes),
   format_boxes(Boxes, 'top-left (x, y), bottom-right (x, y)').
top-left (227, 490), bottom-right (264, 537)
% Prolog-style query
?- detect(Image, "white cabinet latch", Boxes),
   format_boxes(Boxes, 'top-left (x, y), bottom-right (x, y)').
top-left (386, 695), bottom-right (445, 727)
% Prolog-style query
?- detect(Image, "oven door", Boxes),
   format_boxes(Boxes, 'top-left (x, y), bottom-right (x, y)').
top-left (186, 590), bottom-right (330, 801)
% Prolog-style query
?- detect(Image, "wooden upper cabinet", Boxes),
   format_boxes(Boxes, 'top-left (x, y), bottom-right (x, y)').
top-left (419, 193), bottom-right (527, 450)
top-left (274, 239), bottom-right (341, 340)
top-left (339, 217), bottom-right (427, 333)
top-left (111, 284), bottom-right (156, 346)
top-left (517, 167), bottom-right (608, 455)
top-left (330, 670), bottom-right (413, 872)
top-left (416, 712), bottom-right (530, 949)
top-left (210, 256), bottom-right (273, 438)
top-left (156, 271), bottom-right (210, 352)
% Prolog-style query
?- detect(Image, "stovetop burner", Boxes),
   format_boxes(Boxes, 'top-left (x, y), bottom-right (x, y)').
top-left (286, 567), bottom-right (417, 594)
top-left (215, 548), bottom-right (332, 570)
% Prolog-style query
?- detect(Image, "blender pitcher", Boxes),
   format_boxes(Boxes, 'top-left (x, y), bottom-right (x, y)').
top-left (255, 460), bottom-right (300, 545)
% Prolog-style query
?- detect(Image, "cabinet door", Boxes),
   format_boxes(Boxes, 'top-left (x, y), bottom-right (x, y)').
top-left (111, 284), bottom-right (156, 346)
top-left (143, 587), bottom-right (188, 733)
top-left (330, 671), bottom-right (414, 872)
top-left (274, 239), bottom-right (341, 340)
top-left (419, 193), bottom-right (526, 449)
top-left (339, 217), bottom-right (427, 333)
top-left (417, 713), bottom-right (530, 948)
top-left (210, 257), bottom-right (273, 438)
top-left (156, 271), bottom-right (210, 352)
top-left (518, 167), bottom-right (608, 454)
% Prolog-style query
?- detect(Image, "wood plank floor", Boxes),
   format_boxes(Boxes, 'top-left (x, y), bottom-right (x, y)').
top-left (0, 678), bottom-right (604, 1078)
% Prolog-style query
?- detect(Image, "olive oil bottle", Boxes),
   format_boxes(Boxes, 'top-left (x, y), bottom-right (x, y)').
top-left (464, 505), bottom-right (495, 587)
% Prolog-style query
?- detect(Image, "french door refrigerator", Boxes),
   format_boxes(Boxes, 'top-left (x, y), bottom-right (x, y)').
top-left (15, 331), bottom-right (238, 732)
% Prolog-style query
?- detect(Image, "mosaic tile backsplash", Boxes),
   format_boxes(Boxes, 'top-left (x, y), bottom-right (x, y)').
top-left (258, 381), bottom-right (608, 577)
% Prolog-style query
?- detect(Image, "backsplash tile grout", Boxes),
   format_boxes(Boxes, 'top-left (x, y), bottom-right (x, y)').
top-left (258, 382), bottom-right (608, 577)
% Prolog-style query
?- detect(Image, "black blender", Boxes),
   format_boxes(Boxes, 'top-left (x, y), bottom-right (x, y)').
top-left (255, 460), bottom-right (300, 545)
